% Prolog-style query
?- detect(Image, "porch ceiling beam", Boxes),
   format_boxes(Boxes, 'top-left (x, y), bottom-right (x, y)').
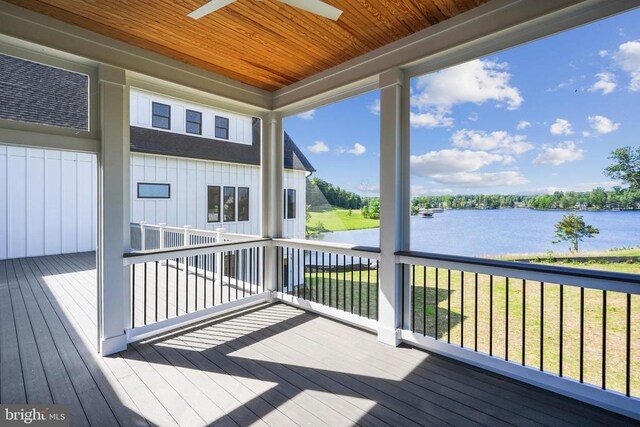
top-left (0, 1), bottom-right (272, 111)
top-left (272, 0), bottom-right (639, 113)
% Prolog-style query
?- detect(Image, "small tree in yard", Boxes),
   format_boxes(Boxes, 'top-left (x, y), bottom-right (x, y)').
top-left (553, 213), bottom-right (599, 252)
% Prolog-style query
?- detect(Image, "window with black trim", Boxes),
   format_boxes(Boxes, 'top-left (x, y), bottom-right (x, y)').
top-left (207, 186), bottom-right (221, 222)
top-left (152, 102), bottom-right (171, 129)
top-left (284, 189), bottom-right (296, 219)
top-left (186, 109), bottom-right (202, 135)
top-left (238, 187), bottom-right (249, 221)
top-left (215, 116), bottom-right (229, 139)
top-left (223, 186), bottom-right (236, 222)
top-left (137, 183), bottom-right (170, 199)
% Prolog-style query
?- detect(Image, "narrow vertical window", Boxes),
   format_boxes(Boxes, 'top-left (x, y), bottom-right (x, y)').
top-left (152, 102), bottom-right (171, 129)
top-left (215, 116), bottom-right (229, 139)
top-left (286, 189), bottom-right (296, 219)
top-left (186, 109), bottom-right (202, 135)
top-left (238, 187), bottom-right (249, 221)
top-left (207, 186), bottom-right (221, 223)
top-left (223, 186), bottom-right (236, 222)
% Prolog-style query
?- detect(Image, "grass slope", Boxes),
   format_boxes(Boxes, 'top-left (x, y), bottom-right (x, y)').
top-left (307, 208), bottom-right (380, 232)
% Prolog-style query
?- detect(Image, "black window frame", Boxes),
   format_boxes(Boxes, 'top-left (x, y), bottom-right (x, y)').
top-left (185, 109), bottom-right (202, 135)
top-left (137, 182), bottom-right (171, 199)
top-left (285, 188), bottom-right (296, 219)
top-left (238, 187), bottom-right (250, 222)
top-left (152, 102), bottom-right (171, 130)
top-left (215, 116), bottom-right (229, 140)
top-left (223, 186), bottom-right (236, 222)
top-left (207, 185), bottom-right (221, 223)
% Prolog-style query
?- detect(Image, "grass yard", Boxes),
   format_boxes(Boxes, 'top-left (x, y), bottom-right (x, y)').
top-left (306, 208), bottom-right (380, 233)
top-left (285, 257), bottom-right (639, 397)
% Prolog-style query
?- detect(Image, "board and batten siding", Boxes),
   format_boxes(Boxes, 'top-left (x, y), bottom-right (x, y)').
top-left (130, 88), bottom-right (253, 145)
top-left (131, 152), bottom-right (307, 239)
top-left (0, 145), bottom-right (97, 260)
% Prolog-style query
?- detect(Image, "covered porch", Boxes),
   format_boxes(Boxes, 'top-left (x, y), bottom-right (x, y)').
top-left (0, 253), bottom-right (632, 425)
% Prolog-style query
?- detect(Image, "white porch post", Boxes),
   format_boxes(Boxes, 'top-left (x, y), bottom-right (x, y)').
top-left (98, 64), bottom-right (130, 355)
top-left (261, 112), bottom-right (284, 298)
top-left (378, 68), bottom-right (411, 345)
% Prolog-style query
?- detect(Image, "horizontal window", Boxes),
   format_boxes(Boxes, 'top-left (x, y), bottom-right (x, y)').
top-left (137, 182), bottom-right (170, 199)
top-left (152, 102), bottom-right (171, 130)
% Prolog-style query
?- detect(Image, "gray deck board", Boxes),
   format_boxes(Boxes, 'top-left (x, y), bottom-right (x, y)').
top-left (0, 253), bottom-right (636, 426)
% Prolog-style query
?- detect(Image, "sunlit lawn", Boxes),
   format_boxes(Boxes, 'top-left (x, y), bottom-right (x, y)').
top-left (288, 262), bottom-right (639, 397)
top-left (306, 208), bottom-right (380, 232)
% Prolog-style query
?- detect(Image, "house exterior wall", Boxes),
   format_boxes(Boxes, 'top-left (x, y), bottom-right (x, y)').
top-left (0, 144), bottom-right (97, 260)
top-left (130, 152), bottom-right (307, 239)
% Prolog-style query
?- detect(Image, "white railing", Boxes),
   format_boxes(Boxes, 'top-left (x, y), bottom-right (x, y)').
top-left (397, 250), bottom-right (640, 420)
top-left (130, 222), bottom-right (258, 251)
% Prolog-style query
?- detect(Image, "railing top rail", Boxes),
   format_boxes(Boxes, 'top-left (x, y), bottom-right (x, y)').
top-left (273, 238), bottom-right (381, 259)
top-left (123, 237), bottom-right (271, 266)
top-left (396, 250), bottom-right (640, 293)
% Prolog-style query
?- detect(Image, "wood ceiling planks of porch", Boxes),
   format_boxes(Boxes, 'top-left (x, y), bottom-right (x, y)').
top-left (0, 253), bottom-right (635, 426)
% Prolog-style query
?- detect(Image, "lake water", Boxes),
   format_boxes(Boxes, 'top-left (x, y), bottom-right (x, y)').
top-left (319, 209), bottom-right (640, 257)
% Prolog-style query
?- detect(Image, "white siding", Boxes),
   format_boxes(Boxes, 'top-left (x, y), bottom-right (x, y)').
top-left (130, 88), bottom-right (253, 145)
top-left (131, 152), bottom-right (281, 236)
top-left (0, 145), bottom-right (97, 260)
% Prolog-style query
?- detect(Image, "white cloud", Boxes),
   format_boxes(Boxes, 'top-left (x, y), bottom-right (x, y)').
top-left (410, 149), bottom-right (513, 176)
top-left (409, 111), bottom-right (454, 128)
top-left (614, 40), bottom-right (640, 91)
top-left (589, 72), bottom-right (616, 95)
top-left (467, 112), bottom-right (479, 122)
top-left (356, 184), bottom-right (380, 194)
top-left (533, 141), bottom-right (584, 166)
top-left (516, 120), bottom-right (531, 130)
top-left (412, 59), bottom-right (523, 111)
top-left (550, 118), bottom-right (574, 136)
top-left (587, 115), bottom-right (620, 134)
top-left (411, 185), bottom-right (453, 196)
top-left (599, 50), bottom-right (609, 58)
top-left (368, 99), bottom-right (380, 115)
top-left (431, 171), bottom-right (528, 187)
top-left (337, 143), bottom-right (367, 155)
top-left (451, 129), bottom-right (534, 155)
top-left (307, 141), bottom-right (329, 153)
top-left (296, 109), bottom-right (316, 120)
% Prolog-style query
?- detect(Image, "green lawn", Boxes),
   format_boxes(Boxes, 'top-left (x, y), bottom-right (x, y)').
top-left (496, 246), bottom-right (640, 260)
top-left (287, 260), bottom-right (639, 397)
top-left (306, 208), bottom-right (380, 233)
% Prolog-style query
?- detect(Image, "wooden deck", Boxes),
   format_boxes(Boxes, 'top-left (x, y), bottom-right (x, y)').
top-left (0, 253), bottom-right (635, 426)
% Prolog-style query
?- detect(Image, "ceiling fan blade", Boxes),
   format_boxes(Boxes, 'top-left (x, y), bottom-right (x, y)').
top-left (278, 0), bottom-right (343, 21)
top-left (188, 0), bottom-right (237, 19)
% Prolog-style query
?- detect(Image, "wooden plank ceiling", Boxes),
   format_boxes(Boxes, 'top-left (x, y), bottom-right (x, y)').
top-left (6, 0), bottom-right (488, 91)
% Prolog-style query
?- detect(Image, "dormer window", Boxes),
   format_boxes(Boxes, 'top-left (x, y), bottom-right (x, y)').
top-left (152, 102), bottom-right (171, 130)
top-left (215, 116), bottom-right (229, 140)
top-left (186, 109), bottom-right (202, 135)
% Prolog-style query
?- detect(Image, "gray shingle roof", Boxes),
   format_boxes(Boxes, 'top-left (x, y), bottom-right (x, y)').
top-left (0, 54), bottom-right (88, 130)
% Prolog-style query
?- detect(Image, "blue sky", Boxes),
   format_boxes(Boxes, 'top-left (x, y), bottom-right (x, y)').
top-left (284, 8), bottom-right (640, 197)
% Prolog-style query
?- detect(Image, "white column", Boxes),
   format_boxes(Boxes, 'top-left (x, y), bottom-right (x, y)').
top-left (377, 68), bottom-right (411, 346)
top-left (261, 112), bottom-right (284, 298)
top-left (97, 64), bottom-right (130, 355)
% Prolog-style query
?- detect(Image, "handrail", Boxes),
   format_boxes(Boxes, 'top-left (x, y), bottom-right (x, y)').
top-left (396, 250), bottom-right (640, 294)
top-left (123, 238), bottom-right (271, 266)
top-left (273, 238), bottom-right (381, 259)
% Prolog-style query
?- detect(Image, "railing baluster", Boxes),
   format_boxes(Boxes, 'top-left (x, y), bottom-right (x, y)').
top-left (227, 251), bottom-right (231, 303)
top-left (474, 272), bottom-right (478, 351)
top-left (316, 252), bottom-right (320, 303)
top-left (343, 255), bottom-right (347, 311)
top-left (165, 259), bottom-right (169, 318)
top-left (560, 284), bottom-right (564, 377)
top-left (461, 271), bottom-right (464, 348)
top-left (328, 253), bottom-right (332, 307)
top-left (175, 258), bottom-right (179, 316)
top-left (350, 256), bottom-right (354, 314)
top-left (358, 257), bottom-right (361, 315)
top-left (447, 269), bottom-right (451, 344)
top-left (423, 266), bottom-right (427, 336)
top-left (132, 264), bottom-right (136, 327)
top-left (489, 275), bottom-right (493, 356)
top-left (540, 281), bottom-right (544, 371)
top-left (580, 287), bottom-right (584, 383)
top-left (367, 258), bottom-right (371, 318)
top-left (296, 249), bottom-right (301, 299)
top-left (235, 249), bottom-right (239, 301)
top-left (195, 255), bottom-right (198, 311)
top-left (626, 293), bottom-right (631, 397)
top-left (522, 279), bottom-right (526, 366)
top-left (505, 277), bottom-right (509, 360)
top-left (376, 262), bottom-right (379, 321)
top-left (602, 290), bottom-right (607, 389)
top-left (155, 260), bottom-right (159, 322)
top-left (435, 268), bottom-right (439, 340)
top-left (323, 253), bottom-right (326, 306)
top-left (144, 262), bottom-right (148, 325)
top-left (412, 264), bottom-right (416, 333)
